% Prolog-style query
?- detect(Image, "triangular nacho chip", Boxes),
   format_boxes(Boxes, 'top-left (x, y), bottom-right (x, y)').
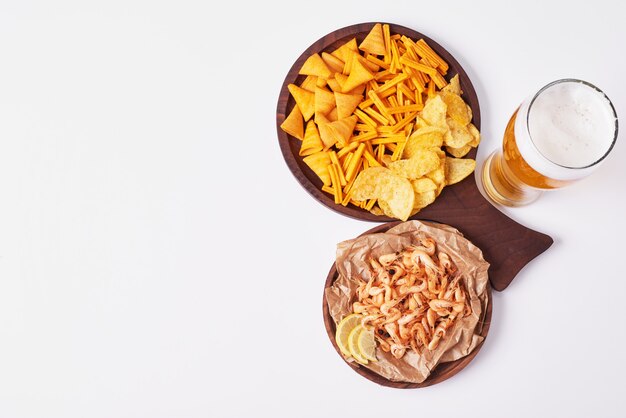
top-left (299, 120), bottom-right (324, 156)
top-left (299, 53), bottom-right (332, 79)
top-left (334, 91), bottom-right (362, 119)
top-left (326, 115), bottom-right (357, 147)
top-left (321, 52), bottom-right (345, 73)
top-left (280, 105), bottom-right (304, 140)
top-left (359, 23), bottom-right (386, 56)
top-left (303, 151), bottom-right (332, 187)
top-left (342, 58), bottom-right (375, 93)
top-left (316, 113), bottom-right (336, 149)
top-left (331, 38), bottom-right (358, 62)
top-left (300, 75), bottom-right (318, 92)
top-left (326, 77), bottom-right (342, 93)
top-left (287, 83), bottom-right (315, 121)
top-left (315, 86), bottom-right (336, 117)
top-left (327, 107), bottom-right (338, 122)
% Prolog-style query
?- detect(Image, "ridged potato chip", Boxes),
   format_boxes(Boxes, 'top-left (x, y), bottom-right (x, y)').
top-left (351, 167), bottom-right (414, 221)
top-left (441, 91), bottom-right (471, 126)
top-left (388, 149), bottom-right (441, 180)
top-left (445, 157), bottom-right (476, 185)
top-left (421, 95), bottom-right (447, 129)
top-left (403, 126), bottom-right (446, 159)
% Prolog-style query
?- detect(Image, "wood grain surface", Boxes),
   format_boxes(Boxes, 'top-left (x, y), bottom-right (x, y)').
top-left (322, 221), bottom-right (493, 388)
top-left (276, 22), bottom-right (553, 292)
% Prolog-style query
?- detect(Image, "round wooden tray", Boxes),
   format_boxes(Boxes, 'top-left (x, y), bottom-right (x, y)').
top-left (323, 221), bottom-right (493, 388)
top-left (275, 22), bottom-right (480, 223)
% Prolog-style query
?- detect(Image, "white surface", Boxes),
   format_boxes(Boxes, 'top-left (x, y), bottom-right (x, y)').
top-left (0, 1), bottom-right (625, 417)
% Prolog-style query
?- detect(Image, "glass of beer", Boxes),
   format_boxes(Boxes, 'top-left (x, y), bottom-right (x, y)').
top-left (482, 79), bottom-right (618, 206)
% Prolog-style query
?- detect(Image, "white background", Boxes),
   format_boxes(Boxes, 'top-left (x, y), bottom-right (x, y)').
top-left (1, 1), bottom-right (625, 417)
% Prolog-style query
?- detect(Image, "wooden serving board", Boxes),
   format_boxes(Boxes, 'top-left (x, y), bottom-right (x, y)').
top-left (323, 221), bottom-right (493, 389)
top-left (276, 22), bottom-right (553, 292)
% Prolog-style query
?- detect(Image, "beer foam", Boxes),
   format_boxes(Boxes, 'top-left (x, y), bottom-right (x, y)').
top-left (516, 80), bottom-right (617, 180)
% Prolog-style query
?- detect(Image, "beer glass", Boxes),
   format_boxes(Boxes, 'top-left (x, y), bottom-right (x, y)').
top-left (482, 79), bottom-right (618, 206)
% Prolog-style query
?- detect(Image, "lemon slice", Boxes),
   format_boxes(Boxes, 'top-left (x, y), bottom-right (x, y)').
top-left (335, 314), bottom-right (362, 357)
top-left (347, 325), bottom-right (369, 364)
top-left (357, 327), bottom-right (377, 362)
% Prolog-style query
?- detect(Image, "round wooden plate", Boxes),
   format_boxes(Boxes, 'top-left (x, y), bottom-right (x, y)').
top-left (276, 22), bottom-right (480, 223)
top-left (277, 22), bottom-right (553, 292)
top-left (322, 221), bottom-right (493, 388)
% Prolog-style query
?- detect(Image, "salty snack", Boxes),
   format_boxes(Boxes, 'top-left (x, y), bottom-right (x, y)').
top-left (280, 23), bottom-right (481, 220)
top-left (352, 239), bottom-right (471, 361)
top-left (326, 220), bottom-right (490, 384)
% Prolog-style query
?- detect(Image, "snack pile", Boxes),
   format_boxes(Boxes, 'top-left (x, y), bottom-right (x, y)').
top-left (326, 220), bottom-right (490, 384)
top-left (336, 236), bottom-right (472, 364)
top-left (280, 23), bottom-right (480, 220)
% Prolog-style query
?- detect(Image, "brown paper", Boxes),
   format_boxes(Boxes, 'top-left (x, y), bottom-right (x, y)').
top-left (325, 220), bottom-right (490, 383)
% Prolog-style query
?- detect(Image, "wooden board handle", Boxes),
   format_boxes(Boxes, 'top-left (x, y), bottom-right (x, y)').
top-left (416, 177), bottom-right (553, 291)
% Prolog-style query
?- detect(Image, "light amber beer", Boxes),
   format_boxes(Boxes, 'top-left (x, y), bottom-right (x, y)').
top-left (482, 79), bottom-right (618, 206)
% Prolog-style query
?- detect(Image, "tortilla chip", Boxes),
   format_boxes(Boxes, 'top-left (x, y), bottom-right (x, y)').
top-left (299, 53), bottom-right (332, 79)
top-left (288, 84), bottom-right (315, 121)
top-left (358, 23), bottom-right (386, 56)
top-left (332, 38), bottom-right (358, 62)
top-left (315, 86), bottom-right (336, 117)
top-left (342, 58), bottom-right (375, 93)
top-left (302, 151), bottom-right (332, 187)
top-left (280, 105), bottom-right (304, 140)
top-left (321, 52), bottom-right (345, 73)
top-left (334, 91), bottom-right (363, 119)
top-left (299, 120), bottom-right (324, 156)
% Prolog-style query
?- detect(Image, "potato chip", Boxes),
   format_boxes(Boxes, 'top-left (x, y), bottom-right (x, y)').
top-left (351, 167), bottom-right (414, 221)
top-left (445, 157), bottom-right (476, 185)
top-left (359, 23), bottom-right (386, 56)
top-left (342, 58), bottom-right (375, 93)
top-left (468, 123), bottom-right (481, 147)
top-left (411, 177), bottom-right (437, 193)
top-left (334, 91), bottom-right (363, 119)
top-left (413, 190), bottom-right (436, 209)
top-left (288, 84), bottom-right (315, 121)
top-left (388, 148), bottom-right (440, 179)
top-left (280, 105), bottom-right (304, 140)
top-left (444, 117), bottom-right (474, 148)
top-left (368, 204), bottom-right (385, 216)
top-left (441, 74), bottom-right (462, 95)
top-left (299, 120), bottom-right (324, 156)
top-left (376, 198), bottom-right (396, 218)
top-left (426, 149), bottom-right (447, 196)
top-left (440, 91), bottom-right (471, 126)
top-left (299, 53), bottom-right (332, 79)
top-left (421, 95), bottom-right (447, 129)
top-left (303, 151), bottom-right (332, 187)
top-left (403, 126), bottom-right (446, 158)
top-left (446, 144), bottom-right (472, 158)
